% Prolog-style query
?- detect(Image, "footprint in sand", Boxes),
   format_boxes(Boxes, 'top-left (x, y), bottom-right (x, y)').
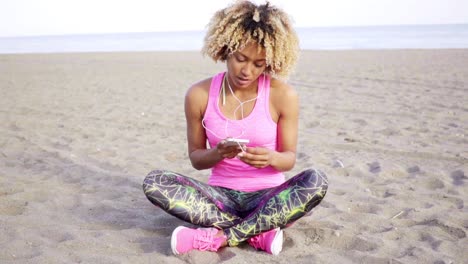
top-left (0, 199), bottom-right (27, 216)
top-left (433, 193), bottom-right (464, 209)
top-left (371, 188), bottom-right (397, 198)
top-left (304, 227), bottom-right (378, 252)
top-left (348, 203), bottom-right (381, 214)
top-left (406, 165), bottom-right (421, 174)
top-left (424, 178), bottom-right (445, 190)
top-left (352, 118), bottom-right (368, 126)
top-left (414, 219), bottom-right (466, 239)
top-left (420, 233), bottom-right (443, 251)
top-left (332, 188), bottom-right (347, 196)
top-left (297, 152), bottom-right (310, 161)
top-left (40, 229), bottom-right (75, 243)
top-left (319, 200), bottom-right (336, 209)
top-left (450, 170), bottom-right (466, 186)
top-left (0, 183), bottom-right (27, 216)
top-left (368, 161), bottom-right (381, 174)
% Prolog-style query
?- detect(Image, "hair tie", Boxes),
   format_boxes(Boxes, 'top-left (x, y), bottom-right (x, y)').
top-left (253, 9), bottom-right (260, 22)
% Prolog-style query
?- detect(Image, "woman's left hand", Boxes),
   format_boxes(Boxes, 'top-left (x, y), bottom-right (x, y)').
top-left (237, 147), bottom-right (274, 168)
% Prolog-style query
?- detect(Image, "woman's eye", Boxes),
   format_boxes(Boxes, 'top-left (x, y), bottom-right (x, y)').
top-left (236, 56), bottom-right (246, 62)
top-left (255, 63), bottom-right (265, 68)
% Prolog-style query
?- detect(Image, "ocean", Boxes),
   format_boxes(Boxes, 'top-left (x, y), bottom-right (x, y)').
top-left (1, 24), bottom-right (467, 54)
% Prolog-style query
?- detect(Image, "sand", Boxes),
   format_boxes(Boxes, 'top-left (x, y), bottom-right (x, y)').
top-left (0, 50), bottom-right (467, 264)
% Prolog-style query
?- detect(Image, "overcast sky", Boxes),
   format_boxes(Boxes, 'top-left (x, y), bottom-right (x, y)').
top-left (1, 0), bottom-right (468, 37)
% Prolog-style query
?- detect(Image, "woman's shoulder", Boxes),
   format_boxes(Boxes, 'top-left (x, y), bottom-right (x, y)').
top-left (269, 76), bottom-right (298, 103)
top-left (185, 77), bottom-right (213, 101)
top-left (185, 77), bottom-right (213, 117)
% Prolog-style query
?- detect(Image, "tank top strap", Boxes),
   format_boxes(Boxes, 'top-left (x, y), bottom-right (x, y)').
top-left (257, 73), bottom-right (272, 120)
top-left (262, 73), bottom-right (270, 93)
top-left (209, 72), bottom-right (225, 99)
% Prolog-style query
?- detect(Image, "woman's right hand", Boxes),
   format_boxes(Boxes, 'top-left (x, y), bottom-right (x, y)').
top-left (216, 139), bottom-right (245, 159)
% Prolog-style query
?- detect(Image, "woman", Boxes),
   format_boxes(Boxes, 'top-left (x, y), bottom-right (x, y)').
top-left (143, 1), bottom-right (328, 255)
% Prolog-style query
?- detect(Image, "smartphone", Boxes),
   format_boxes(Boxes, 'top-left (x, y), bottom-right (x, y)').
top-left (224, 138), bottom-right (249, 146)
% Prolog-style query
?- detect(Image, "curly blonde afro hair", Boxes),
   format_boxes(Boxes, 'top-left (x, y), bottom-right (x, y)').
top-left (202, 0), bottom-right (299, 79)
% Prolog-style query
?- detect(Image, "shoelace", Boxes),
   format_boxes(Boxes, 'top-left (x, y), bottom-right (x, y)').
top-left (249, 234), bottom-right (264, 250)
top-left (193, 230), bottom-right (218, 251)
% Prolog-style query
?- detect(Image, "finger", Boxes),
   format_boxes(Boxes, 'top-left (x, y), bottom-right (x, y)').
top-left (248, 159), bottom-right (267, 166)
top-left (239, 152), bottom-right (269, 162)
top-left (224, 149), bottom-right (242, 157)
top-left (238, 154), bottom-right (263, 166)
top-left (245, 147), bottom-right (270, 155)
top-left (224, 154), bottom-right (237, 159)
top-left (245, 161), bottom-right (267, 169)
top-left (238, 153), bottom-right (269, 167)
top-left (244, 147), bottom-right (257, 154)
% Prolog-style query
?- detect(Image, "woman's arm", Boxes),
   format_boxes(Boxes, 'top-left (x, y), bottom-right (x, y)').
top-left (185, 79), bottom-right (221, 170)
top-left (272, 81), bottom-right (299, 171)
top-left (238, 79), bottom-right (299, 171)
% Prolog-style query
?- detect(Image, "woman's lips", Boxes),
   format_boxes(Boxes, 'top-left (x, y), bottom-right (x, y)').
top-left (236, 77), bottom-right (250, 86)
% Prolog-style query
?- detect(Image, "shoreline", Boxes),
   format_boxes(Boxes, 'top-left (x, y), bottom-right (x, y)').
top-left (1, 47), bottom-right (468, 55)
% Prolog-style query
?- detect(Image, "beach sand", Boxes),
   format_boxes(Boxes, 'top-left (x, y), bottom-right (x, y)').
top-left (0, 50), bottom-right (467, 263)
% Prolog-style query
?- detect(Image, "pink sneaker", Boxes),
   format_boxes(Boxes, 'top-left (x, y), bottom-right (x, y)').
top-left (171, 226), bottom-right (226, 255)
top-left (247, 227), bottom-right (283, 255)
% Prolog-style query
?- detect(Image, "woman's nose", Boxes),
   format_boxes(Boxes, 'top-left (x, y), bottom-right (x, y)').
top-left (240, 63), bottom-right (251, 75)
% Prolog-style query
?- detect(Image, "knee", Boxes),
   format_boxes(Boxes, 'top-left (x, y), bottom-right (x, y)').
top-left (142, 169), bottom-right (172, 192)
top-left (296, 169), bottom-right (329, 212)
top-left (290, 169), bottom-right (329, 202)
top-left (300, 168), bottom-right (329, 188)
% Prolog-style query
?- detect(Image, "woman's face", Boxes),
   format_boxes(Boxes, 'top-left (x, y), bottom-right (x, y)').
top-left (226, 42), bottom-right (267, 90)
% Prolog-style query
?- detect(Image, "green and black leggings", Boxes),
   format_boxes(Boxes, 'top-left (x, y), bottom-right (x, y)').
top-left (143, 168), bottom-right (328, 246)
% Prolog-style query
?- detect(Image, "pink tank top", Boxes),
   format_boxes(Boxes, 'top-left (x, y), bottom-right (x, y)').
top-left (203, 72), bottom-right (285, 192)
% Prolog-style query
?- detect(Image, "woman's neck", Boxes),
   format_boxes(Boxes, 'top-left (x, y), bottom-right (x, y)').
top-left (226, 76), bottom-right (259, 101)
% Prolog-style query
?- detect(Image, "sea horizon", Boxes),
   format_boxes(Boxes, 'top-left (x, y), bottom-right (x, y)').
top-left (1, 23), bottom-right (467, 54)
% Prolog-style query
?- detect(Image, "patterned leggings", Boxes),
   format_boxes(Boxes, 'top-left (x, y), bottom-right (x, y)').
top-left (142, 169), bottom-right (328, 246)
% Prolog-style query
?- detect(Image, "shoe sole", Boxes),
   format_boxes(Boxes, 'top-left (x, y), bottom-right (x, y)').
top-left (270, 228), bottom-right (283, 256)
top-left (171, 226), bottom-right (186, 255)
